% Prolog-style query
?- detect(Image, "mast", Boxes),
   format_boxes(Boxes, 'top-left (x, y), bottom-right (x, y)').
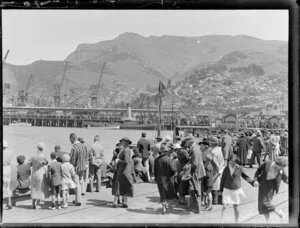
top-left (158, 94), bottom-right (162, 137)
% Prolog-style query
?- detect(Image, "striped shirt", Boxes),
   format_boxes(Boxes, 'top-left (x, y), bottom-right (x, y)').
top-left (70, 141), bottom-right (86, 173)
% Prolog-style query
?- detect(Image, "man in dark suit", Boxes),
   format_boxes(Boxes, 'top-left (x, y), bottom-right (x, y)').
top-left (249, 132), bottom-right (266, 168)
top-left (137, 133), bottom-right (151, 182)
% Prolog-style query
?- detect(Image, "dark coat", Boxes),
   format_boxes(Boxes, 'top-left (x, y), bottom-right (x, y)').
top-left (48, 160), bottom-right (62, 186)
top-left (112, 146), bottom-right (134, 197)
top-left (251, 136), bottom-right (266, 153)
top-left (189, 143), bottom-right (206, 179)
top-left (17, 163), bottom-right (31, 189)
top-left (154, 153), bottom-right (177, 202)
top-left (220, 164), bottom-right (254, 192)
top-left (237, 137), bottom-right (248, 165)
top-left (137, 138), bottom-right (151, 159)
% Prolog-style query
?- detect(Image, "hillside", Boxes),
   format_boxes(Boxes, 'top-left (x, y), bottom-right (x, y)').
top-left (3, 33), bottom-right (288, 108)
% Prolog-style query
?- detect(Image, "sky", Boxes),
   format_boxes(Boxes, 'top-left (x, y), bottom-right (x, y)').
top-left (2, 10), bottom-right (288, 65)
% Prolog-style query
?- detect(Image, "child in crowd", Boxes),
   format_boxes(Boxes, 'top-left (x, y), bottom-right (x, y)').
top-left (60, 153), bottom-right (80, 208)
top-left (48, 152), bottom-right (62, 209)
top-left (16, 155), bottom-right (31, 190)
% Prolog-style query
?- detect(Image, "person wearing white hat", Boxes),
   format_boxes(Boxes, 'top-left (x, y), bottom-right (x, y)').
top-left (29, 142), bottom-right (50, 209)
top-left (3, 139), bottom-right (13, 209)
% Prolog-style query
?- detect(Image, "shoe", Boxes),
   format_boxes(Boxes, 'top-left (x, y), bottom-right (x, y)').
top-left (50, 206), bottom-right (56, 210)
top-left (81, 193), bottom-right (85, 196)
top-left (112, 203), bottom-right (118, 208)
top-left (61, 205), bottom-right (68, 209)
top-left (73, 201), bottom-right (81, 206)
top-left (206, 206), bottom-right (213, 211)
top-left (122, 203), bottom-right (128, 208)
top-left (35, 205), bottom-right (41, 210)
top-left (57, 205), bottom-right (61, 209)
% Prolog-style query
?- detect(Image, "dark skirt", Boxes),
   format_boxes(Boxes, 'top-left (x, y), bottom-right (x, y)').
top-left (112, 164), bottom-right (134, 197)
top-left (156, 176), bottom-right (177, 202)
top-left (202, 163), bottom-right (214, 193)
top-left (258, 179), bottom-right (276, 214)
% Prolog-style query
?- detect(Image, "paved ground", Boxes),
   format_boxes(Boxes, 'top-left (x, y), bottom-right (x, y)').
top-left (1, 166), bottom-right (290, 226)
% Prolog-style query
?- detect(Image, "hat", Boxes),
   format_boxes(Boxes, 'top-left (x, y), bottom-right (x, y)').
top-left (54, 145), bottom-right (61, 152)
top-left (275, 157), bottom-right (288, 167)
top-left (160, 143), bottom-right (172, 153)
top-left (78, 137), bottom-right (85, 143)
top-left (141, 132), bottom-right (146, 137)
top-left (3, 139), bottom-right (8, 148)
top-left (119, 137), bottom-right (132, 145)
top-left (17, 155), bottom-right (25, 164)
top-left (37, 142), bottom-right (46, 151)
top-left (172, 143), bottom-right (181, 150)
top-left (62, 153), bottom-right (70, 162)
top-left (207, 136), bottom-right (219, 146)
top-left (163, 135), bottom-right (172, 142)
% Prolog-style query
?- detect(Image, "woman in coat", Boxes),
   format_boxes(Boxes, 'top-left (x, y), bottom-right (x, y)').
top-left (236, 133), bottom-right (248, 166)
top-left (220, 154), bottom-right (257, 223)
top-left (154, 143), bottom-right (177, 214)
top-left (254, 157), bottom-right (288, 223)
top-left (29, 142), bottom-right (50, 209)
top-left (112, 137), bottom-right (134, 208)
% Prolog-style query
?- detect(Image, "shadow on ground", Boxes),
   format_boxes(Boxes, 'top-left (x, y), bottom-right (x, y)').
top-left (86, 199), bottom-right (113, 208)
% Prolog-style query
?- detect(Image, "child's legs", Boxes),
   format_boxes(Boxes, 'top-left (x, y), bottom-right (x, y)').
top-left (233, 204), bottom-right (239, 222)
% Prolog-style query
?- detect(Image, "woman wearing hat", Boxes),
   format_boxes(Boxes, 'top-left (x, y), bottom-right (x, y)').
top-left (112, 137), bottom-right (134, 208)
top-left (236, 132), bottom-right (248, 166)
top-left (154, 143), bottom-right (177, 214)
top-left (29, 142), bottom-right (50, 209)
top-left (254, 157), bottom-right (288, 223)
top-left (3, 139), bottom-right (13, 209)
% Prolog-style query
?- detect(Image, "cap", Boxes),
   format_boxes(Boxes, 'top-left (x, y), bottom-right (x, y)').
top-left (119, 137), bottom-right (132, 145)
top-left (17, 155), bottom-right (26, 164)
top-left (37, 142), bottom-right (46, 151)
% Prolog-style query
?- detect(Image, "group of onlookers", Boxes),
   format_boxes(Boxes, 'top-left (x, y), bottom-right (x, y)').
top-left (3, 128), bottom-right (289, 223)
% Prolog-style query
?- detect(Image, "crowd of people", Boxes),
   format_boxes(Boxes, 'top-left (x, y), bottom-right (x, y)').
top-left (2, 128), bottom-right (288, 223)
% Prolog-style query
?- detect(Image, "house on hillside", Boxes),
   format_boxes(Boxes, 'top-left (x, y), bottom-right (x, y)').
top-left (223, 113), bottom-right (237, 124)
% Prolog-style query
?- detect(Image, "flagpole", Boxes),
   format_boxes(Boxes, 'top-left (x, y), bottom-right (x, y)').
top-left (158, 94), bottom-right (162, 138)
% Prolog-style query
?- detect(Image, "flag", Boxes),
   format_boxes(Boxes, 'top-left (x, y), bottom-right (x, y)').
top-left (158, 80), bottom-right (167, 97)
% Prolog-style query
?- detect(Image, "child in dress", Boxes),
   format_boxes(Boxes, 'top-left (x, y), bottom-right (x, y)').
top-left (16, 155), bottom-right (31, 190)
top-left (48, 152), bottom-right (62, 209)
top-left (220, 154), bottom-right (258, 223)
top-left (61, 154), bottom-right (79, 208)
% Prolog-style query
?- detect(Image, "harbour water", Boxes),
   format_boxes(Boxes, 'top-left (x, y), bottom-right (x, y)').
top-left (3, 126), bottom-right (173, 166)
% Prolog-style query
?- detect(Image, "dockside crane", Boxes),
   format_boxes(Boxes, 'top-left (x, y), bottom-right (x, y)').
top-left (53, 61), bottom-right (69, 107)
top-left (90, 61), bottom-right (106, 108)
top-left (18, 74), bottom-right (33, 106)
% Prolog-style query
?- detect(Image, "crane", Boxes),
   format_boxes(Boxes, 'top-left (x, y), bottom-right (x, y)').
top-left (53, 61), bottom-right (69, 107)
top-left (18, 74), bottom-right (33, 106)
top-left (90, 61), bottom-right (106, 108)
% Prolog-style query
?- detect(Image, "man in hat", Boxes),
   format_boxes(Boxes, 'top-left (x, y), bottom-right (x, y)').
top-left (249, 131), bottom-right (266, 168)
top-left (69, 133), bottom-right (84, 205)
top-left (137, 133), bottom-right (151, 182)
top-left (221, 130), bottom-right (233, 166)
top-left (112, 137), bottom-right (134, 208)
top-left (89, 135), bottom-right (105, 192)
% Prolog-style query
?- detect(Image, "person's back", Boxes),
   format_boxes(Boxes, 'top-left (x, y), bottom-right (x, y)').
top-left (190, 142), bottom-right (206, 179)
top-left (137, 138), bottom-right (150, 159)
top-left (211, 146), bottom-right (224, 168)
top-left (252, 136), bottom-right (264, 152)
top-left (91, 141), bottom-right (104, 159)
top-left (17, 163), bottom-right (31, 189)
top-left (48, 159), bottom-right (62, 187)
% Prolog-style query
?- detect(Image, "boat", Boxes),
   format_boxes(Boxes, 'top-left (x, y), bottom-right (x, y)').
top-left (9, 121), bottom-right (32, 127)
top-left (82, 121), bottom-right (120, 129)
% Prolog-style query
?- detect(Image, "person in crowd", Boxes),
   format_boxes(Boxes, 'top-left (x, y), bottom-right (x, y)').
top-left (280, 130), bottom-right (288, 156)
top-left (154, 143), bottom-right (177, 214)
top-left (254, 157), bottom-right (288, 223)
top-left (176, 142), bottom-right (190, 206)
top-left (89, 135), bottom-right (105, 192)
top-left (173, 136), bottom-right (182, 148)
top-left (249, 131), bottom-right (266, 168)
top-left (132, 148), bottom-right (148, 183)
top-left (61, 153), bottom-right (81, 208)
top-left (112, 137), bottom-right (134, 208)
top-left (236, 132), bottom-right (248, 166)
top-left (162, 135), bottom-right (173, 146)
top-left (221, 130), bottom-right (233, 166)
top-left (54, 145), bottom-right (68, 163)
top-left (16, 155), bottom-right (31, 190)
top-left (182, 136), bottom-right (206, 214)
top-left (48, 152), bottom-right (62, 209)
top-left (137, 133), bottom-right (151, 182)
top-left (77, 137), bottom-right (89, 195)
top-left (220, 154), bottom-right (257, 223)
top-left (69, 133), bottom-right (84, 205)
top-left (29, 142), bottom-right (50, 210)
top-left (3, 139), bottom-right (13, 210)
top-left (271, 131), bottom-right (281, 158)
top-left (209, 137), bottom-right (225, 205)
top-left (263, 136), bottom-right (274, 162)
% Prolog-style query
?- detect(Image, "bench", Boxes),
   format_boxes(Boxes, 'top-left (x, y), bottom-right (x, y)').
top-left (3, 188), bottom-right (31, 206)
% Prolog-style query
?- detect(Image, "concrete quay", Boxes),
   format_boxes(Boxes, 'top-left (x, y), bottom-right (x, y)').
top-left (1, 167), bottom-right (291, 226)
